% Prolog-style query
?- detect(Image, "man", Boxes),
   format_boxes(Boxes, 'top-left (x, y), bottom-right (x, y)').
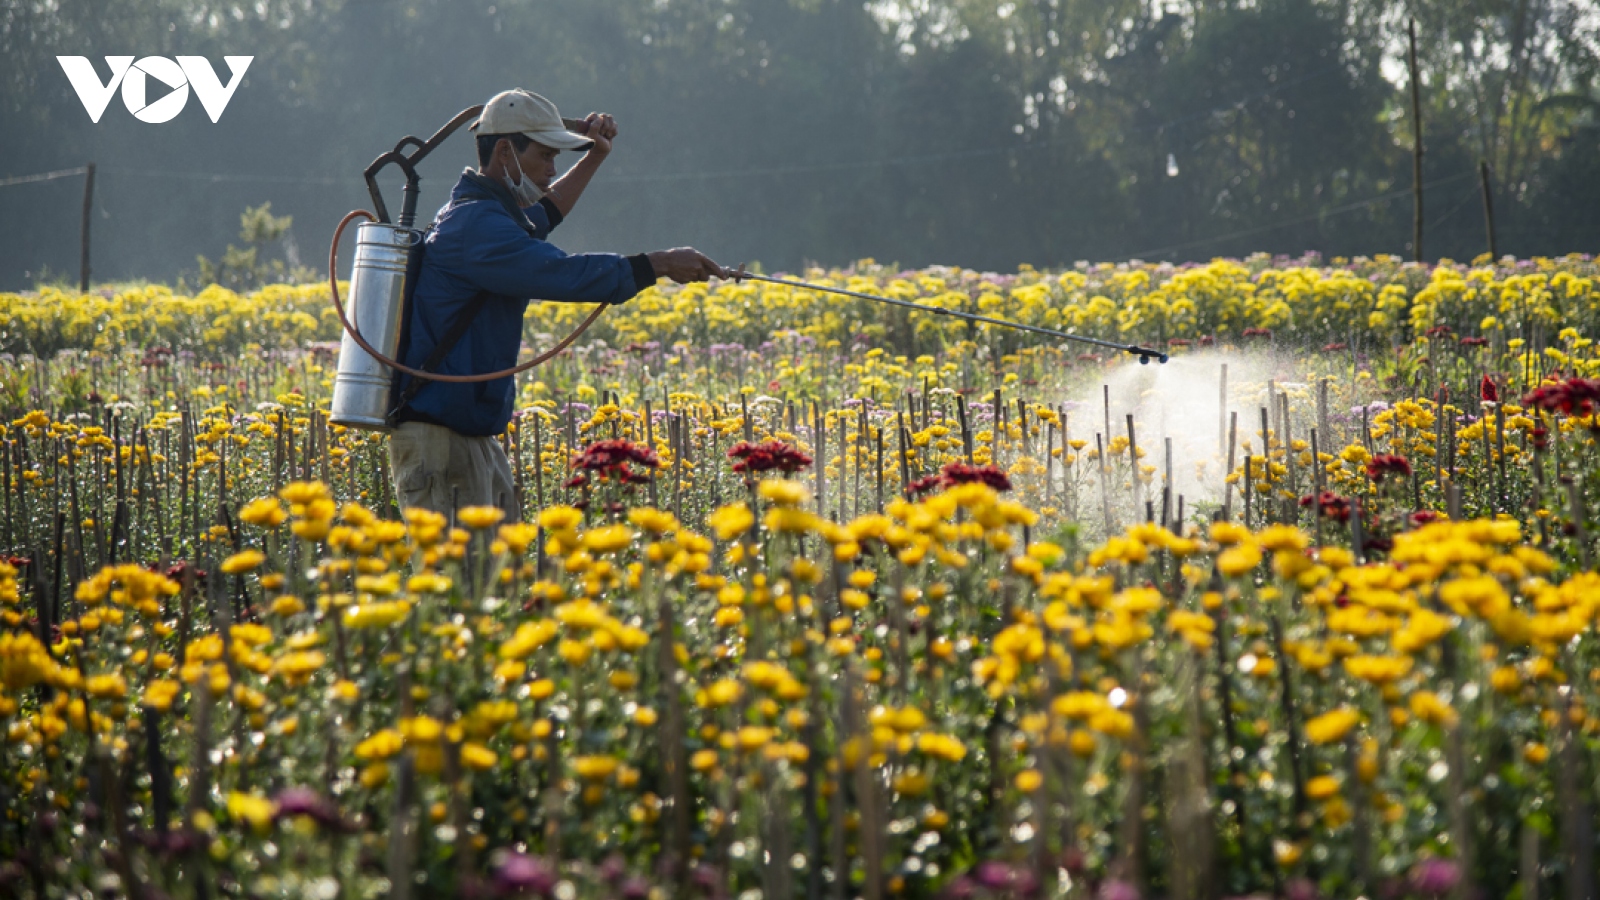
top-left (388, 88), bottom-right (727, 519)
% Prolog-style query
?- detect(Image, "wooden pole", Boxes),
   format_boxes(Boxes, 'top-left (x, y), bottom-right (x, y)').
top-left (79, 163), bottom-right (95, 292)
top-left (1223, 411), bottom-right (1238, 522)
top-left (813, 403), bottom-right (827, 517)
top-left (1479, 160), bottom-right (1498, 260)
top-left (1126, 413), bottom-right (1140, 509)
top-left (1317, 378), bottom-right (1331, 448)
top-left (1408, 19), bottom-right (1425, 263)
top-left (875, 426), bottom-right (885, 512)
top-left (1218, 364), bottom-right (1228, 457)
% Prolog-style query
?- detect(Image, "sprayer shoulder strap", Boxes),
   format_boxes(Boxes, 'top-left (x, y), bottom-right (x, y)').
top-left (386, 288), bottom-right (491, 422)
top-left (387, 195), bottom-right (542, 424)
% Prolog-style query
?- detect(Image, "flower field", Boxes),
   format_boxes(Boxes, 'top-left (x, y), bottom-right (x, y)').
top-left (0, 252), bottom-right (1598, 900)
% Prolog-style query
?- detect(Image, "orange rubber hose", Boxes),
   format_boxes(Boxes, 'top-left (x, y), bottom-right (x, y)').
top-left (328, 208), bottom-right (607, 383)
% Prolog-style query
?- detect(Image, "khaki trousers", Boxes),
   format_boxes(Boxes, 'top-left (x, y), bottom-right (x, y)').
top-left (387, 421), bottom-right (518, 521)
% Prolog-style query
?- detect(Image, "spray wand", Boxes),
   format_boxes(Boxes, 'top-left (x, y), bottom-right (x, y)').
top-left (729, 268), bottom-right (1168, 364)
top-left (330, 106), bottom-right (1168, 431)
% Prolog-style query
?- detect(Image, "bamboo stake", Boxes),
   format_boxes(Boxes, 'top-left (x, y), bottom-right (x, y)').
top-left (4, 442), bottom-right (13, 549)
top-left (511, 416), bottom-right (525, 515)
top-left (956, 395), bottom-right (973, 463)
top-left (1223, 412), bottom-right (1238, 522)
top-left (319, 409), bottom-right (331, 486)
top-left (1163, 437), bottom-right (1173, 527)
top-left (1318, 377), bottom-right (1331, 447)
top-left (532, 412), bottom-right (546, 512)
top-left (657, 595), bottom-right (692, 882)
top-left (1280, 392), bottom-right (1296, 501)
top-left (1016, 397), bottom-right (1028, 457)
top-left (814, 403), bottom-right (827, 516)
top-left (990, 387), bottom-right (1002, 464)
top-left (837, 412), bottom-right (848, 522)
top-left (1126, 413), bottom-right (1141, 509)
top-left (1495, 404), bottom-right (1508, 512)
top-left (1219, 363), bottom-right (1229, 456)
top-left (875, 426), bottom-right (885, 512)
top-left (1096, 433), bottom-right (1114, 534)
top-left (1243, 454), bottom-right (1253, 529)
top-left (896, 411), bottom-right (912, 491)
top-left (1044, 422), bottom-right (1054, 508)
top-left (853, 408), bottom-right (865, 518)
top-left (1103, 384), bottom-right (1112, 459)
top-left (1557, 672), bottom-right (1595, 900)
top-left (671, 416), bottom-right (684, 522)
top-left (1310, 428), bottom-right (1325, 545)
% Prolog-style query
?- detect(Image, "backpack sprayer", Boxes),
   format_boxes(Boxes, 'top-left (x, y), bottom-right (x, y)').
top-left (328, 108), bottom-right (1166, 430)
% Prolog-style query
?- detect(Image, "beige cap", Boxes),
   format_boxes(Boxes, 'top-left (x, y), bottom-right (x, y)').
top-left (471, 89), bottom-right (593, 151)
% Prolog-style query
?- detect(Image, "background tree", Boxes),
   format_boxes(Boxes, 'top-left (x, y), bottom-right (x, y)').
top-left (0, 0), bottom-right (1596, 289)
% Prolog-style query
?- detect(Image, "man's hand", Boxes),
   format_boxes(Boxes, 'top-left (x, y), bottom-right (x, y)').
top-left (647, 248), bottom-right (732, 284)
top-left (546, 113), bottom-right (618, 217)
top-left (579, 112), bottom-right (617, 157)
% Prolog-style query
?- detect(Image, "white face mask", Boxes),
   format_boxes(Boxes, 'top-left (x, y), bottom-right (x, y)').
top-left (500, 149), bottom-right (545, 207)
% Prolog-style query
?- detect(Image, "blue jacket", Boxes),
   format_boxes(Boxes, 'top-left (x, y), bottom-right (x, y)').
top-left (393, 169), bottom-right (653, 436)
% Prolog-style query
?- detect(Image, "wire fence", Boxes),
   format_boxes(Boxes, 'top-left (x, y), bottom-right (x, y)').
top-left (0, 166), bottom-right (89, 188)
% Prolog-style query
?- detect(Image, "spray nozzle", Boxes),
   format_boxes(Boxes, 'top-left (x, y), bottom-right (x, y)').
top-left (1130, 347), bottom-right (1169, 365)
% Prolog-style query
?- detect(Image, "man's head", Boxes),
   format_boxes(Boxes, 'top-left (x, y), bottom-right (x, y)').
top-left (472, 89), bottom-right (592, 192)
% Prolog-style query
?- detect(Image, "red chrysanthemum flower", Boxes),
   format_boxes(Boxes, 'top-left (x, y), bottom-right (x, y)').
top-left (903, 474), bottom-right (943, 498)
top-left (1299, 491), bottom-right (1352, 523)
top-left (1522, 377), bottom-right (1600, 417)
top-left (727, 440), bottom-right (813, 475)
top-left (1365, 454), bottom-right (1412, 482)
top-left (573, 439), bottom-right (660, 473)
top-left (939, 462), bottom-right (1012, 492)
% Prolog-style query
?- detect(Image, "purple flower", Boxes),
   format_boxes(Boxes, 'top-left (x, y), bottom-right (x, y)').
top-left (492, 851), bottom-right (556, 896)
top-left (974, 860), bottom-right (1016, 890)
top-left (270, 787), bottom-right (345, 831)
top-left (1408, 858), bottom-right (1461, 896)
top-left (1097, 880), bottom-right (1141, 900)
top-left (1283, 877), bottom-right (1321, 900)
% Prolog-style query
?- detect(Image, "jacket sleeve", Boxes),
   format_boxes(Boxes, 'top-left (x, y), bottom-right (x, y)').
top-left (520, 198), bottom-right (563, 239)
top-left (463, 207), bottom-right (642, 304)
